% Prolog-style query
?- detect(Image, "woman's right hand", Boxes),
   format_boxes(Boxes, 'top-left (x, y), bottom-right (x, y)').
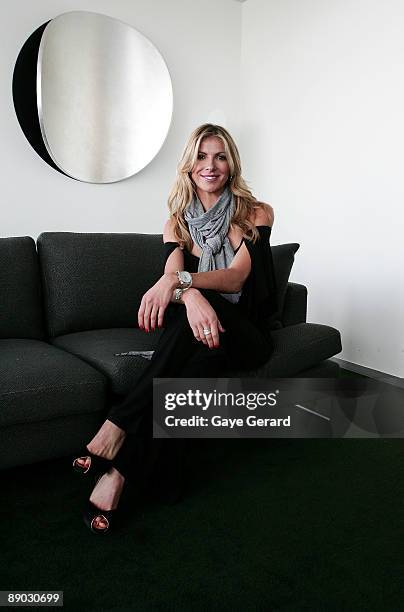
top-left (182, 290), bottom-right (225, 349)
top-left (138, 272), bottom-right (177, 331)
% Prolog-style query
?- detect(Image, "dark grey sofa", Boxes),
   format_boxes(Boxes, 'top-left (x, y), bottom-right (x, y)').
top-left (0, 233), bottom-right (342, 470)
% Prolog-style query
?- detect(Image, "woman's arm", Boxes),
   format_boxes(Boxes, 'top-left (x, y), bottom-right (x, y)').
top-left (163, 219), bottom-right (184, 275)
top-left (137, 219), bottom-right (205, 332)
top-left (170, 203), bottom-right (274, 294)
top-left (162, 217), bottom-right (251, 294)
top-left (162, 218), bottom-right (250, 302)
top-left (256, 202), bottom-right (274, 227)
top-left (163, 219), bottom-right (203, 305)
top-left (138, 207), bottom-right (273, 331)
top-left (162, 219), bottom-right (225, 347)
top-left (187, 251), bottom-right (251, 293)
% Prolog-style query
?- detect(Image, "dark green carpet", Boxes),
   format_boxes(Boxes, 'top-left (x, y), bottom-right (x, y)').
top-left (1, 375), bottom-right (404, 610)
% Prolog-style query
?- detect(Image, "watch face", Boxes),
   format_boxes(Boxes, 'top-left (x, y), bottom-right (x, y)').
top-left (178, 271), bottom-right (191, 285)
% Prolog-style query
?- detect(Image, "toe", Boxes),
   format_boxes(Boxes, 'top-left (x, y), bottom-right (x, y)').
top-left (93, 516), bottom-right (108, 531)
top-left (77, 457), bottom-right (90, 469)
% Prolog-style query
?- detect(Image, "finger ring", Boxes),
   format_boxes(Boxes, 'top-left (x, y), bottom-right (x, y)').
top-left (203, 328), bottom-right (212, 335)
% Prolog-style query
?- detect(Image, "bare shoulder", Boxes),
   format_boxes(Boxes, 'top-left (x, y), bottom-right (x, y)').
top-left (163, 218), bottom-right (178, 243)
top-left (250, 202), bottom-right (274, 227)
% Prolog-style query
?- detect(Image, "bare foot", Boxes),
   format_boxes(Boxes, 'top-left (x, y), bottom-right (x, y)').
top-left (90, 467), bottom-right (125, 531)
top-left (76, 420), bottom-right (126, 471)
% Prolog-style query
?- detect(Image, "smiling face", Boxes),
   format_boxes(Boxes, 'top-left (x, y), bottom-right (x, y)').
top-left (191, 135), bottom-right (231, 204)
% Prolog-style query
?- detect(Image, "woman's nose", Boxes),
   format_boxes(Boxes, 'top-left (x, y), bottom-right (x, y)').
top-left (204, 158), bottom-right (215, 170)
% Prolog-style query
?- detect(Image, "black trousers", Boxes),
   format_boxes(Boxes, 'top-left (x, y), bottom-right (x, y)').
top-left (108, 290), bottom-right (273, 488)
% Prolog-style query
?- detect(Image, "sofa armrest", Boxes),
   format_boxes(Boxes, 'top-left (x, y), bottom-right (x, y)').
top-left (281, 282), bottom-right (307, 326)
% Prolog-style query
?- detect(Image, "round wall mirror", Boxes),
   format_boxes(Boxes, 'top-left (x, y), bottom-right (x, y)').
top-left (12, 11), bottom-right (173, 183)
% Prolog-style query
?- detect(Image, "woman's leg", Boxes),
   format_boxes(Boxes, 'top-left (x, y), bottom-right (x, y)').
top-left (189, 289), bottom-right (274, 371)
top-left (110, 291), bottom-right (274, 484)
top-left (106, 302), bottom-right (207, 433)
top-left (87, 292), bottom-right (274, 522)
top-left (109, 290), bottom-right (272, 432)
top-left (75, 302), bottom-right (204, 471)
top-left (82, 301), bottom-right (217, 510)
top-left (111, 343), bottom-right (227, 489)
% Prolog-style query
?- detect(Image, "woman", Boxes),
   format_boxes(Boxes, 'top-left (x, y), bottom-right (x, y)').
top-left (73, 123), bottom-right (278, 533)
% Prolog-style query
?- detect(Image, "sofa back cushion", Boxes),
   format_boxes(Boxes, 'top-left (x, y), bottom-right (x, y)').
top-left (0, 236), bottom-right (44, 339)
top-left (37, 232), bottom-right (164, 337)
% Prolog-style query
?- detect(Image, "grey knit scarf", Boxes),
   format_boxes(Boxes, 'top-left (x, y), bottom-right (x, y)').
top-left (184, 186), bottom-right (242, 303)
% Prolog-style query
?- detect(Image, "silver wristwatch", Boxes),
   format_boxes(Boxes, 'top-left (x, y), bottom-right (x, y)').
top-left (176, 270), bottom-right (192, 290)
top-left (174, 288), bottom-right (183, 301)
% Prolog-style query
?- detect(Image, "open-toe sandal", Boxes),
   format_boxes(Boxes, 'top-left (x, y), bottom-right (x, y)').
top-left (83, 501), bottom-right (116, 535)
top-left (72, 448), bottom-right (111, 477)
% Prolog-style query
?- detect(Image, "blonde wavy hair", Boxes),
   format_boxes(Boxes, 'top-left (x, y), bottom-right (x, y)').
top-left (167, 124), bottom-right (264, 251)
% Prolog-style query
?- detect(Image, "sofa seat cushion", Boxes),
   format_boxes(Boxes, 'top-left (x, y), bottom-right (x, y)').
top-left (0, 339), bottom-right (106, 427)
top-left (51, 328), bottom-right (163, 396)
top-left (226, 323), bottom-right (342, 377)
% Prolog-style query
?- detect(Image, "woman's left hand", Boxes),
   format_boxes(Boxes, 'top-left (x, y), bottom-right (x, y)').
top-left (138, 273), bottom-right (177, 331)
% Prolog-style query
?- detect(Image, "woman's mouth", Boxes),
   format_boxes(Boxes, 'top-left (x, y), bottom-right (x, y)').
top-left (200, 175), bottom-right (219, 182)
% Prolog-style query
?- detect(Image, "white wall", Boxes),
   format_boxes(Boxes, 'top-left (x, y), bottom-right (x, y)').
top-left (240, 0), bottom-right (404, 377)
top-left (1, 0), bottom-right (241, 238)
